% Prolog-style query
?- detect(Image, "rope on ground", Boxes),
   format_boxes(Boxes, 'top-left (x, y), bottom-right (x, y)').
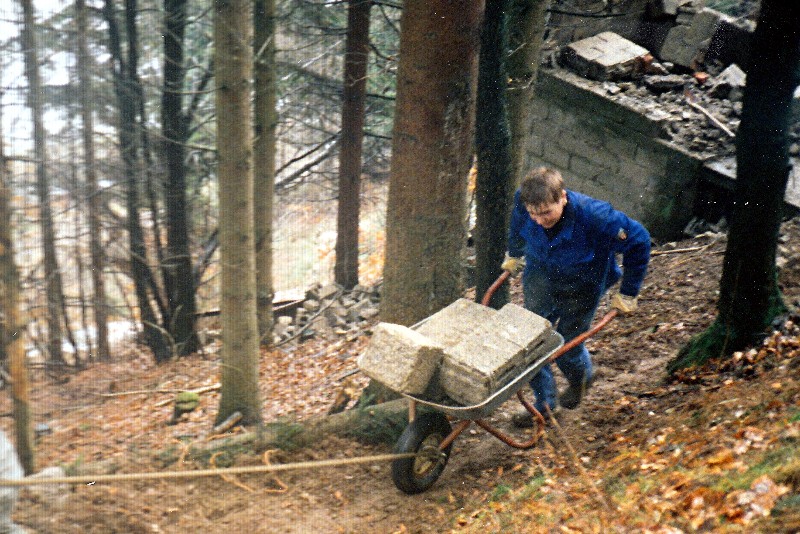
top-left (0, 452), bottom-right (417, 487)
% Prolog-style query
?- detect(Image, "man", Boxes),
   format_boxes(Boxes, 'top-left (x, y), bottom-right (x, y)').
top-left (502, 167), bottom-right (650, 426)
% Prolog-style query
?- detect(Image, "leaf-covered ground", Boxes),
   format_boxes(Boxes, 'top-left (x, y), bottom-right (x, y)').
top-left (3, 219), bottom-right (800, 533)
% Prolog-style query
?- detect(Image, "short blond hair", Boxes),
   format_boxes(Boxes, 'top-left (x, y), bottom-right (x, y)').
top-left (520, 167), bottom-right (564, 206)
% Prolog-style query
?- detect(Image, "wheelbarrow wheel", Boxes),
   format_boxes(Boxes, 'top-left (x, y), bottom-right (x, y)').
top-left (391, 412), bottom-right (452, 494)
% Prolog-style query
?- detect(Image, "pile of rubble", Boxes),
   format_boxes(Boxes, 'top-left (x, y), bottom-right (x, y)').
top-left (554, 0), bottom-right (795, 162)
top-left (271, 282), bottom-right (381, 345)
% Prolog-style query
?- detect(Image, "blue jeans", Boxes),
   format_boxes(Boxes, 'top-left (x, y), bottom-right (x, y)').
top-left (523, 272), bottom-right (602, 413)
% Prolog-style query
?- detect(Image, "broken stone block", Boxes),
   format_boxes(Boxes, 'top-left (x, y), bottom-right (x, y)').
top-left (644, 73), bottom-right (691, 93)
top-left (659, 8), bottom-right (732, 68)
top-left (357, 322), bottom-right (444, 395)
top-left (560, 32), bottom-right (650, 81)
top-left (708, 63), bottom-right (746, 99)
top-left (416, 298), bottom-right (497, 348)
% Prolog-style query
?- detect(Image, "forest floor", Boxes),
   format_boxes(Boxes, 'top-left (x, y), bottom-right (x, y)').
top-left (3, 219), bottom-right (800, 533)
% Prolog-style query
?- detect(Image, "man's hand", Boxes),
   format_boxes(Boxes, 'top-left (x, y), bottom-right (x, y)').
top-left (611, 293), bottom-right (638, 314)
top-left (501, 254), bottom-right (525, 276)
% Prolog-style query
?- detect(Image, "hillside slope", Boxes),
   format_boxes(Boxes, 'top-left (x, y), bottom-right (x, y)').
top-left (4, 219), bottom-right (800, 533)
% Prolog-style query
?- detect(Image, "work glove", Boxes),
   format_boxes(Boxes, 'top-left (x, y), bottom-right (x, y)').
top-left (501, 254), bottom-right (526, 276)
top-left (611, 293), bottom-right (638, 314)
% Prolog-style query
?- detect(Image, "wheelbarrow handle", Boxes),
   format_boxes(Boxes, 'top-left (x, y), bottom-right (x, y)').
top-left (480, 270), bottom-right (617, 362)
top-left (548, 309), bottom-right (617, 362)
top-left (480, 270), bottom-right (511, 307)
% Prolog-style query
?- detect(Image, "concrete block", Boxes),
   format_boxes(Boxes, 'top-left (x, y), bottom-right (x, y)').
top-left (659, 8), bottom-right (729, 68)
top-left (542, 142), bottom-right (572, 171)
top-left (357, 322), bottom-right (444, 395)
top-left (560, 32), bottom-right (650, 81)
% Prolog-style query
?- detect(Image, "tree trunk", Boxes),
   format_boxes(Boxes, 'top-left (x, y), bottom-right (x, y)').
top-left (104, 0), bottom-right (170, 361)
top-left (77, 0), bottom-right (110, 361)
top-left (474, 0), bottom-right (513, 309)
top-left (669, 0), bottom-right (800, 372)
top-left (381, 0), bottom-right (485, 326)
top-left (506, 0), bottom-right (550, 187)
top-left (334, 0), bottom-right (371, 290)
top-left (0, 111), bottom-right (35, 475)
top-left (162, 0), bottom-right (198, 356)
top-left (253, 0), bottom-right (277, 343)
top-left (215, 0), bottom-right (262, 426)
top-left (20, 0), bottom-right (66, 365)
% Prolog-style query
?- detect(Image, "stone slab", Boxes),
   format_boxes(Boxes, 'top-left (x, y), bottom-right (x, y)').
top-left (495, 303), bottom-right (553, 354)
top-left (438, 303), bottom-right (553, 406)
top-left (560, 31), bottom-right (649, 81)
top-left (416, 298), bottom-right (497, 348)
top-left (357, 322), bottom-right (444, 395)
top-left (659, 8), bottom-right (731, 68)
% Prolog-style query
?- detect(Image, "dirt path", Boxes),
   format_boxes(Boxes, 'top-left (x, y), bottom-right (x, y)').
top-left (7, 219), bottom-right (800, 533)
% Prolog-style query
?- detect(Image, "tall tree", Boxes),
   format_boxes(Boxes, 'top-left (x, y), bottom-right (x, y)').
top-left (162, 0), bottom-right (198, 355)
top-left (76, 0), bottom-right (110, 361)
top-left (253, 0), bottom-right (277, 342)
top-left (215, 0), bottom-right (262, 426)
top-left (19, 0), bottom-right (68, 365)
top-left (381, 0), bottom-right (485, 326)
top-left (334, 0), bottom-right (371, 290)
top-left (104, 0), bottom-right (170, 361)
top-left (0, 110), bottom-right (35, 475)
top-left (506, 0), bottom-right (550, 186)
top-left (474, 0), bottom-right (513, 309)
top-left (669, 0), bottom-right (800, 371)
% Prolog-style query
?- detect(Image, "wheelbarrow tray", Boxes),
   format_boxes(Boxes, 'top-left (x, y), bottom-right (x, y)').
top-left (400, 329), bottom-right (564, 420)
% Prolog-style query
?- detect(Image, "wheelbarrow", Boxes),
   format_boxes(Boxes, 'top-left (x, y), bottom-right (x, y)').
top-left (390, 271), bottom-right (617, 494)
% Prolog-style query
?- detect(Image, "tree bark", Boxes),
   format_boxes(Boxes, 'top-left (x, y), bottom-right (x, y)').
top-left (334, 0), bottom-right (371, 290)
top-left (381, 0), bottom-right (485, 326)
top-left (162, 0), bottom-right (198, 355)
top-left (506, 0), bottom-right (550, 187)
top-left (253, 0), bottom-right (277, 343)
top-left (670, 0), bottom-right (800, 371)
top-left (77, 0), bottom-right (110, 361)
top-left (104, 0), bottom-right (170, 361)
top-left (215, 0), bottom-right (262, 426)
top-left (19, 0), bottom-right (67, 365)
top-left (0, 109), bottom-right (35, 475)
top-left (474, 0), bottom-right (513, 309)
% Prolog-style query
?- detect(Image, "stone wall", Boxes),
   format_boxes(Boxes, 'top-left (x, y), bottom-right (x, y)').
top-left (524, 68), bottom-right (704, 240)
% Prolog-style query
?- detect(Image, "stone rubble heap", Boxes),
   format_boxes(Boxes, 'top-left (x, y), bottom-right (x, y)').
top-left (271, 282), bottom-right (381, 344)
top-left (554, 1), bottom-right (791, 162)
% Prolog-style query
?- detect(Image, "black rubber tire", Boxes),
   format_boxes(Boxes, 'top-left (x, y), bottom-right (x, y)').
top-left (391, 412), bottom-right (453, 494)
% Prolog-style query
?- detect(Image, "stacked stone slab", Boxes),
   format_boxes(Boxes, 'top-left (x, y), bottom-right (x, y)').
top-left (437, 302), bottom-right (554, 406)
top-left (357, 322), bottom-right (445, 395)
top-left (358, 298), bottom-right (555, 406)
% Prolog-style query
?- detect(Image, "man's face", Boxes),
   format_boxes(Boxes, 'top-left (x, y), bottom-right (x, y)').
top-left (525, 189), bottom-right (567, 229)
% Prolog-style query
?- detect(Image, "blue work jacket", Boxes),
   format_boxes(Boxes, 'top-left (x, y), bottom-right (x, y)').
top-left (508, 189), bottom-right (651, 299)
